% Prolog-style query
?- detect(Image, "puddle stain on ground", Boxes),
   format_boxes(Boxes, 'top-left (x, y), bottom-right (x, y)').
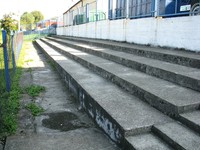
top-left (42, 111), bottom-right (90, 131)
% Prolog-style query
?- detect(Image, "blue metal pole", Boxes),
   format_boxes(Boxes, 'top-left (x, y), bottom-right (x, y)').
top-left (2, 30), bottom-right (10, 92)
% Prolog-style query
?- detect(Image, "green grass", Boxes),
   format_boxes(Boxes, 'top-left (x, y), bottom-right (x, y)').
top-left (0, 31), bottom-right (4, 73)
top-left (25, 103), bottom-right (44, 116)
top-left (0, 47), bottom-right (5, 91)
top-left (0, 41), bottom-right (26, 138)
top-left (24, 59), bottom-right (33, 63)
top-left (25, 85), bottom-right (45, 97)
top-left (0, 31), bottom-right (2, 43)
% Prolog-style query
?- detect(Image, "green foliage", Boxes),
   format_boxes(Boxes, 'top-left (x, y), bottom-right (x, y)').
top-left (25, 85), bottom-right (45, 97)
top-left (0, 65), bottom-right (22, 137)
top-left (0, 88), bottom-right (21, 135)
top-left (31, 11), bottom-right (44, 23)
top-left (20, 12), bottom-right (34, 30)
top-left (25, 103), bottom-right (44, 116)
top-left (20, 11), bottom-right (44, 31)
top-left (0, 41), bottom-right (25, 137)
top-left (0, 14), bottom-right (18, 33)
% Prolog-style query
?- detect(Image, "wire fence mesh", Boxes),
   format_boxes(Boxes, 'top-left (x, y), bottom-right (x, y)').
top-left (0, 31), bottom-right (23, 92)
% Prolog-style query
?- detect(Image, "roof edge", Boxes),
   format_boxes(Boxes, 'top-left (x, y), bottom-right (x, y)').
top-left (63, 0), bottom-right (82, 14)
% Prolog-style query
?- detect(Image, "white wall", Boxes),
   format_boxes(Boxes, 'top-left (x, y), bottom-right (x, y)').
top-left (57, 15), bottom-right (200, 52)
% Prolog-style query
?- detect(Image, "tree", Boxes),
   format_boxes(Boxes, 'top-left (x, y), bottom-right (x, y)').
top-left (20, 12), bottom-right (34, 30)
top-left (31, 11), bottom-right (44, 23)
top-left (0, 14), bottom-right (18, 34)
top-left (0, 14), bottom-right (18, 68)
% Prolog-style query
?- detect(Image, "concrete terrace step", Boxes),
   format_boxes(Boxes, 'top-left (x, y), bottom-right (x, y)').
top-left (125, 133), bottom-right (173, 150)
top-left (51, 35), bottom-right (200, 69)
top-left (179, 111), bottom-right (200, 133)
top-left (153, 122), bottom-right (200, 150)
top-left (46, 36), bottom-right (200, 92)
top-left (34, 39), bottom-right (173, 149)
top-left (41, 38), bottom-right (200, 115)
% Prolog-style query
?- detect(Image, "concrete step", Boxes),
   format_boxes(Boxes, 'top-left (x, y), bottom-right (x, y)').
top-left (125, 133), bottom-right (173, 150)
top-left (152, 122), bottom-right (200, 150)
top-left (178, 111), bottom-right (200, 133)
top-left (51, 35), bottom-right (200, 69)
top-left (46, 36), bottom-right (200, 92)
top-left (34, 39), bottom-right (173, 148)
top-left (41, 38), bottom-right (200, 115)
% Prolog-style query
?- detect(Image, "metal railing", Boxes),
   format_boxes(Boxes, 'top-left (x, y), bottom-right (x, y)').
top-left (129, 0), bottom-right (153, 18)
top-left (60, 0), bottom-right (200, 27)
top-left (63, 1), bottom-right (107, 26)
top-left (158, 0), bottom-right (200, 17)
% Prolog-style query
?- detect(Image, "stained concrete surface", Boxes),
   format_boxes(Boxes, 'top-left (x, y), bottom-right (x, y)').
top-left (4, 42), bottom-right (119, 150)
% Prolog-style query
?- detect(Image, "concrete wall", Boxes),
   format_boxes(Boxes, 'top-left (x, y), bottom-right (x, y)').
top-left (57, 15), bottom-right (200, 52)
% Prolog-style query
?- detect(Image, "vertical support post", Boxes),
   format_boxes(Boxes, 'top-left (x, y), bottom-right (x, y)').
top-left (67, 12), bottom-right (69, 26)
top-left (154, 0), bottom-right (158, 17)
top-left (86, 4), bottom-right (89, 23)
top-left (18, 13), bottom-right (20, 32)
top-left (77, 8), bottom-right (80, 25)
top-left (108, 0), bottom-right (110, 19)
top-left (175, 0), bottom-right (177, 14)
top-left (108, 0), bottom-right (113, 19)
top-left (96, 0), bottom-right (98, 21)
top-left (126, 0), bottom-right (130, 18)
top-left (10, 31), bottom-right (16, 71)
top-left (2, 30), bottom-right (10, 92)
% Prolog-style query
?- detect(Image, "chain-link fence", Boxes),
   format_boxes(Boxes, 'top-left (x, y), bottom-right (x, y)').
top-left (23, 28), bottom-right (56, 41)
top-left (0, 31), bottom-right (23, 92)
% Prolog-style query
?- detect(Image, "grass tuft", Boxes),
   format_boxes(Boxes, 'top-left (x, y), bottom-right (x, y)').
top-left (25, 85), bottom-right (45, 97)
top-left (25, 103), bottom-right (44, 116)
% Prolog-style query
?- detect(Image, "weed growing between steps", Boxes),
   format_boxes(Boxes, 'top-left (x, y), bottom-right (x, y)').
top-left (25, 103), bottom-right (44, 116)
top-left (25, 85), bottom-right (45, 97)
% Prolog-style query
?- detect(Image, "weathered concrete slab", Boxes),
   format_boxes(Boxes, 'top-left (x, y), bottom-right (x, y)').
top-left (5, 129), bottom-right (118, 150)
top-left (35, 40), bottom-right (173, 145)
top-left (51, 35), bottom-right (200, 69)
top-left (179, 111), bottom-right (200, 133)
top-left (126, 133), bottom-right (172, 150)
top-left (47, 36), bottom-right (200, 92)
top-left (5, 42), bottom-right (119, 150)
top-left (153, 122), bottom-right (200, 150)
top-left (42, 38), bottom-right (200, 114)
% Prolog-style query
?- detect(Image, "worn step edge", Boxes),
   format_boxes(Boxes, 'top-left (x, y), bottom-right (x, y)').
top-left (34, 40), bottom-right (127, 145)
top-left (47, 36), bottom-right (200, 92)
top-left (34, 40), bottom-right (173, 148)
top-left (124, 132), bottom-right (173, 150)
top-left (51, 35), bottom-right (200, 69)
top-left (178, 111), bottom-right (200, 133)
top-left (41, 38), bottom-right (200, 115)
top-left (152, 122), bottom-right (200, 150)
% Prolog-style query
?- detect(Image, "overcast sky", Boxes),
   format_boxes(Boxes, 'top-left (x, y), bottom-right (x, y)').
top-left (0, 0), bottom-right (79, 19)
